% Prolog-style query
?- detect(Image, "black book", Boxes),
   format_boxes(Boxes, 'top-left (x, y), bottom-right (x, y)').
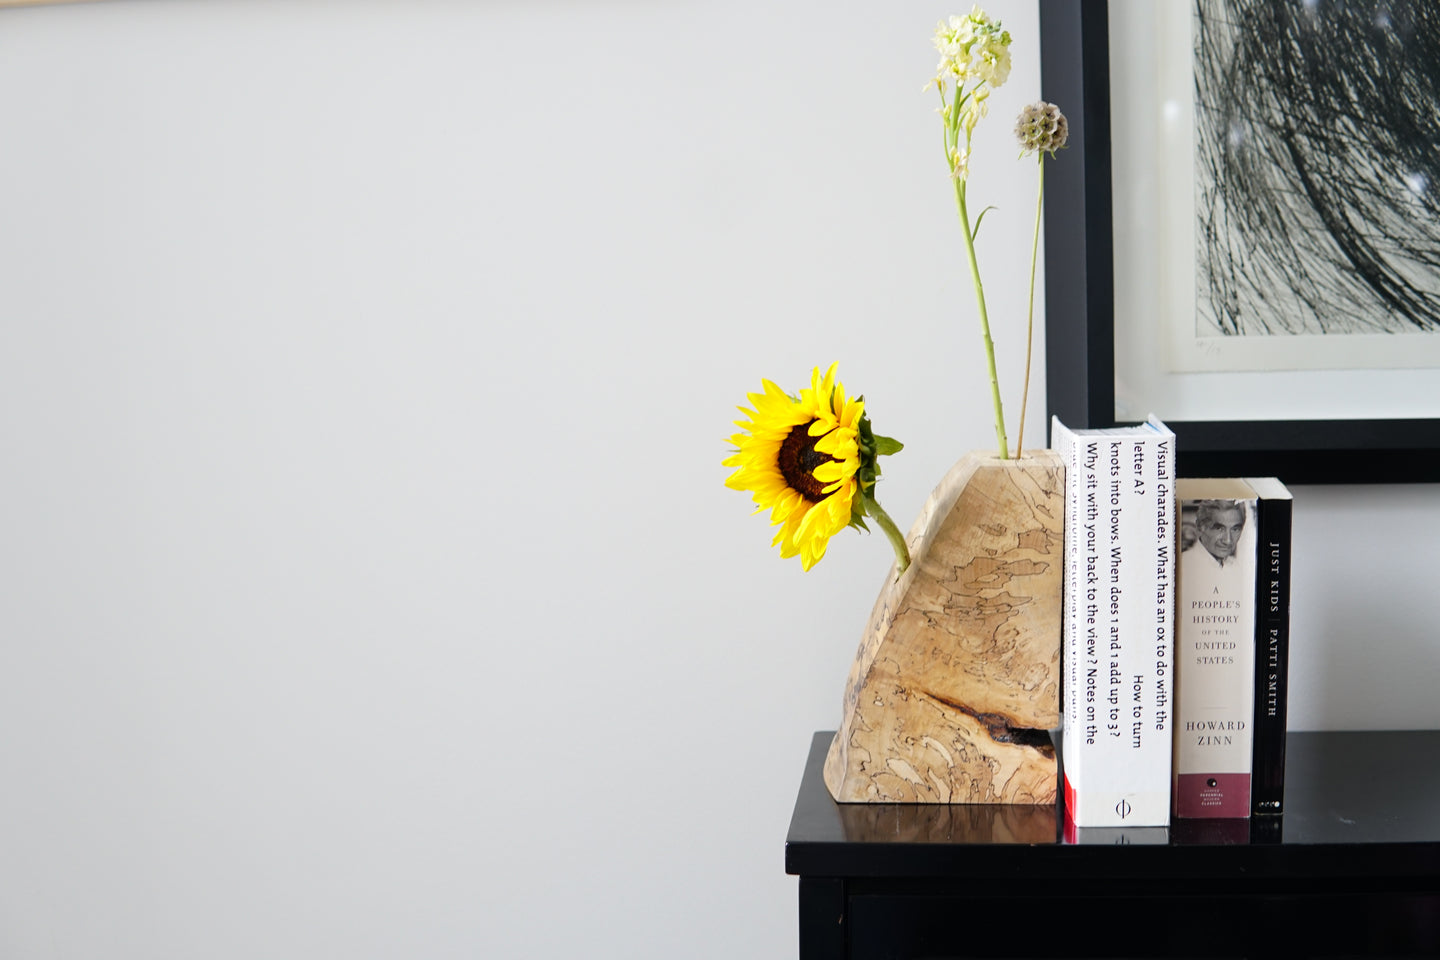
top-left (1246, 478), bottom-right (1292, 816)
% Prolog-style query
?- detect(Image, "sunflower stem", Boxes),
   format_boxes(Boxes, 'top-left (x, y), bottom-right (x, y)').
top-left (1015, 152), bottom-right (1044, 459)
top-left (865, 494), bottom-right (910, 574)
top-left (953, 176), bottom-right (1009, 459)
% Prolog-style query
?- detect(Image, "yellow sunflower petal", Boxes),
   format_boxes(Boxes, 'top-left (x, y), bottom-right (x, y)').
top-left (815, 362), bottom-right (838, 400)
top-left (814, 428), bottom-right (858, 457)
top-left (813, 460), bottom-right (859, 485)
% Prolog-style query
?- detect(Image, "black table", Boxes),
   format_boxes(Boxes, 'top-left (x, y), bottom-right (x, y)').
top-left (786, 730), bottom-right (1440, 958)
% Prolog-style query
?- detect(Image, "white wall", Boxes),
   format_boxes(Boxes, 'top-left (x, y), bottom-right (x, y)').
top-left (1, 1), bottom-right (1436, 957)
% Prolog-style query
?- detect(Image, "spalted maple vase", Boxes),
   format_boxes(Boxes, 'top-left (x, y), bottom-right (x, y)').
top-left (824, 450), bottom-right (1063, 804)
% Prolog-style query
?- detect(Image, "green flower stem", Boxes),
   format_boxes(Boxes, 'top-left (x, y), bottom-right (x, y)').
top-left (1015, 151), bottom-right (1044, 459)
top-left (953, 177), bottom-right (1009, 459)
top-left (864, 494), bottom-right (911, 574)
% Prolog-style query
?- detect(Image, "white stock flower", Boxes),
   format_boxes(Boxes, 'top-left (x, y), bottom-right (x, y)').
top-left (950, 146), bottom-right (971, 180)
top-left (932, 7), bottom-right (1013, 92)
top-left (975, 40), bottom-right (1012, 87)
top-left (963, 86), bottom-right (990, 135)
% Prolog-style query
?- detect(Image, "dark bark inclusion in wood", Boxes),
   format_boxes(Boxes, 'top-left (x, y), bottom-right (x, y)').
top-left (924, 690), bottom-right (1055, 754)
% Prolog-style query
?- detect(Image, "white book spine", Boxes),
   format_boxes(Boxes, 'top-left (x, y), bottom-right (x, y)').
top-left (1055, 417), bottom-right (1174, 828)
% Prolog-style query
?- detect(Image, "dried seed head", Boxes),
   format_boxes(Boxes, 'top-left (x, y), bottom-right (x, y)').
top-left (1014, 101), bottom-right (1068, 156)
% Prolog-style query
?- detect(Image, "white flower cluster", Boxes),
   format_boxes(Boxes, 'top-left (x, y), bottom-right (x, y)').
top-left (931, 6), bottom-right (1013, 179)
top-left (933, 6), bottom-right (1013, 90)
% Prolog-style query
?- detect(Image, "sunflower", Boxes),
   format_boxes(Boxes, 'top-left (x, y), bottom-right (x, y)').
top-left (724, 363), bottom-right (908, 572)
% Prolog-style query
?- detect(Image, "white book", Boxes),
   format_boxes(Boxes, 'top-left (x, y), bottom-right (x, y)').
top-left (1172, 478), bottom-right (1262, 818)
top-left (1053, 415), bottom-right (1176, 828)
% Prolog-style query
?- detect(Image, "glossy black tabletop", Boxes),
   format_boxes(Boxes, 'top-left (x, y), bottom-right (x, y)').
top-left (786, 730), bottom-right (1440, 882)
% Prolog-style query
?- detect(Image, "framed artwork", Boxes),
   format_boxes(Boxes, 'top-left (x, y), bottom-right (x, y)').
top-left (1038, 0), bottom-right (1440, 484)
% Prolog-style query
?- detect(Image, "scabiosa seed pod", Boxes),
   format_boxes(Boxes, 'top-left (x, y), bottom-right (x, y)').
top-left (1014, 101), bottom-right (1068, 156)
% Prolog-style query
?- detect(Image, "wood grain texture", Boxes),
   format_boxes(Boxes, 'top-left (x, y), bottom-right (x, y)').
top-left (824, 451), bottom-right (1063, 804)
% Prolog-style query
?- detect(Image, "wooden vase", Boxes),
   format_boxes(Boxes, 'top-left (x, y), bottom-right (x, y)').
top-left (823, 450), bottom-right (1064, 804)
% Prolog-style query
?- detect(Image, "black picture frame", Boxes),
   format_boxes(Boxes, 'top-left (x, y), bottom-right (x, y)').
top-left (1038, 0), bottom-right (1440, 484)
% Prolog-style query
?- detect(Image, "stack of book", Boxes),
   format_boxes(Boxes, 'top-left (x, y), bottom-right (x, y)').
top-left (1053, 417), bottom-right (1293, 831)
top-left (1172, 476), bottom-right (1292, 821)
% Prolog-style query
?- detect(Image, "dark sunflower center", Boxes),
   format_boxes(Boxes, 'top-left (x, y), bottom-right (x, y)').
top-left (778, 420), bottom-right (835, 504)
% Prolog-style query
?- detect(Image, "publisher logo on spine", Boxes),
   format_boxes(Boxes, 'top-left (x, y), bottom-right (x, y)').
top-left (1115, 799), bottom-right (1132, 820)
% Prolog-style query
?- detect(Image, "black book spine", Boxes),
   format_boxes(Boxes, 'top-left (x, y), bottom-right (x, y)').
top-left (1251, 494), bottom-right (1292, 816)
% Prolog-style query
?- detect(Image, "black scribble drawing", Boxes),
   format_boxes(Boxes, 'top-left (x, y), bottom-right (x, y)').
top-left (1194, 0), bottom-right (1440, 336)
